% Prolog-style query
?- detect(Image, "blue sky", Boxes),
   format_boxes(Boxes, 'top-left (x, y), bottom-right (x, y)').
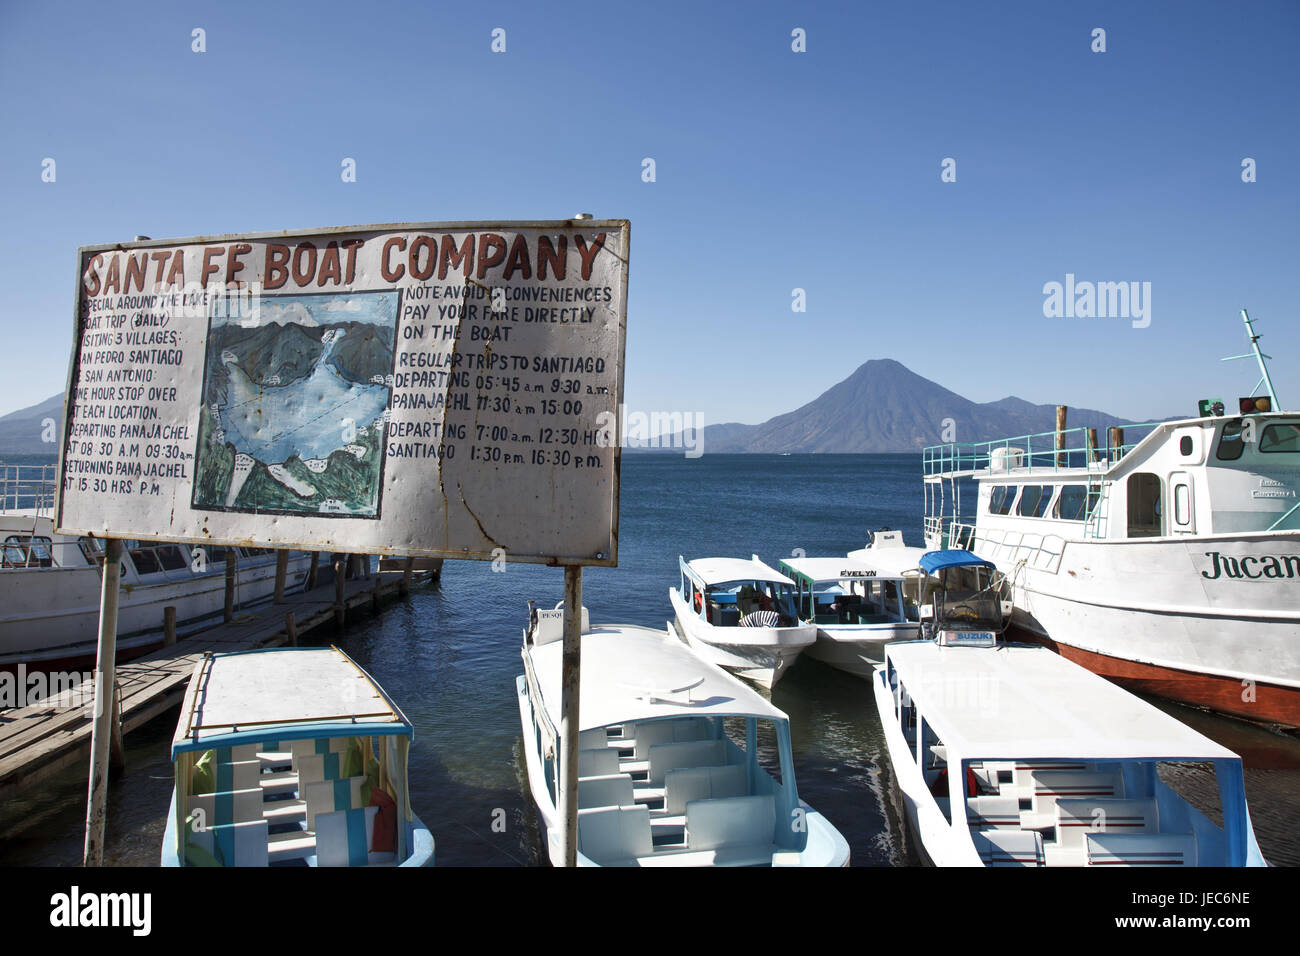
top-left (1, 0), bottom-right (1296, 424)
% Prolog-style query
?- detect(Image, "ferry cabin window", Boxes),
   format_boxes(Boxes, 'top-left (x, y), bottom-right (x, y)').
top-left (1053, 485), bottom-right (1089, 520)
top-left (988, 485), bottom-right (1018, 515)
top-left (3, 535), bottom-right (53, 568)
top-left (1127, 473), bottom-right (1163, 538)
top-left (1260, 423), bottom-right (1300, 454)
top-left (1216, 420), bottom-right (1245, 461)
top-left (1174, 483), bottom-right (1191, 526)
top-left (1016, 485), bottom-right (1054, 517)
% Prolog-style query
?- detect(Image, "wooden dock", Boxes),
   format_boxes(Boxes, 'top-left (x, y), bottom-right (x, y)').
top-left (0, 565), bottom-right (435, 804)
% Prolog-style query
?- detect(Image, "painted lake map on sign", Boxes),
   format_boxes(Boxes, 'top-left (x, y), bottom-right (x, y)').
top-left (192, 290), bottom-right (399, 518)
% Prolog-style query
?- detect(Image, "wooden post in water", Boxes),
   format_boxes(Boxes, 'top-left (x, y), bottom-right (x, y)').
top-left (274, 550), bottom-right (288, 603)
top-left (163, 605), bottom-right (176, 646)
top-left (1086, 428), bottom-right (1099, 464)
top-left (308, 551), bottom-right (320, 590)
top-left (285, 612), bottom-right (298, 646)
top-left (399, 556), bottom-right (414, 597)
top-left (83, 537), bottom-right (123, 866)
top-left (224, 548), bottom-right (237, 623)
top-left (1055, 405), bottom-right (1068, 467)
top-left (558, 565), bottom-right (583, 867)
top-left (334, 558), bottom-right (346, 631)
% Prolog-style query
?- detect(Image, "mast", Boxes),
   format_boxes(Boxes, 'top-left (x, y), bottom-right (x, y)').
top-left (1221, 309), bottom-right (1281, 409)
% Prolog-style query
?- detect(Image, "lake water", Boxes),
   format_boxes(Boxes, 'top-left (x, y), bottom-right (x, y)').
top-left (1, 453), bottom-right (1296, 866)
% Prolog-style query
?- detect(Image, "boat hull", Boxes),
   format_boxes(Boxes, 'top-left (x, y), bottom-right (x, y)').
top-left (870, 664), bottom-right (979, 866)
top-left (0, 556), bottom-right (311, 669)
top-left (804, 623), bottom-right (918, 678)
top-left (973, 531), bottom-right (1300, 729)
top-left (669, 588), bottom-right (815, 688)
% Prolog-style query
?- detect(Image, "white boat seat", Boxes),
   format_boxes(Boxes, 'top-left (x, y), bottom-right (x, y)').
top-left (578, 773), bottom-right (635, 809)
top-left (294, 752), bottom-right (346, 786)
top-left (579, 729), bottom-right (610, 750)
top-left (972, 828), bottom-right (1043, 867)
top-left (1023, 771), bottom-right (1123, 828)
top-left (636, 845), bottom-right (775, 867)
top-left (578, 747), bottom-right (620, 776)
top-left (315, 806), bottom-right (380, 867)
top-left (664, 763), bottom-right (747, 816)
top-left (267, 829), bottom-right (317, 862)
top-left (258, 769), bottom-right (300, 796)
top-left (971, 761), bottom-right (1015, 793)
top-left (685, 794), bottom-right (776, 853)
top-left (229, 743), bottom-right (262, 761)
top-left (965, 795), bottom-right (1021, 830)
top-left (577, 805), bottom-right (653, 866)
top-left (290, 737), bottom-right (354, 759)
top-left (646, 739), bottom-right (726, 786)
top-left (628, 717), bottom-right (714, 759)
top-left (210, 759), bottom-right (261, 793)
top-left (1085, 832), bottom-right (1196, 867)
top-left (1055, 798), bottom-right (1157, 851)
top-left (1006, 761), bottom-right (1092, 800)
top-left (303, 775), bottom-right (367, 831)
top-left (188, 819), bottom-right (270, 867)
top-left (261, 799), bottom-right (307, 824)
top-left (187, 787), bottom-right (264, 827)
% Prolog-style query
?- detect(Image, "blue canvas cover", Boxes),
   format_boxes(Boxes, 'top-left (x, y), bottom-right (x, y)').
top-left (918, 549), bottom-right (997, 573)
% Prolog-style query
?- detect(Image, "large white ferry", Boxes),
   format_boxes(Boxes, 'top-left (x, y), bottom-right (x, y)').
top-left (922, 312), bottom-right (1300, 728)
top-left (0, 463), bottom-right (312, 669)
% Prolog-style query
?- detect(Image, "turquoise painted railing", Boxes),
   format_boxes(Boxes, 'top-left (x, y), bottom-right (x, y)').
top-left (1268, 501), bottom-right (1300, 532)
top-left (922, 422), bottom-right (1165, 478)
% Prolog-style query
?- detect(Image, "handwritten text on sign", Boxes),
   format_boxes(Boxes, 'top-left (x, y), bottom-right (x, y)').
top-left (56, 221), bottom-right (628, 565)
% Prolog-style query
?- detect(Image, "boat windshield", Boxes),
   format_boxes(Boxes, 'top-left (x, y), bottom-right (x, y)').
top-left (704, 579), bottom-right (799, 627)
top-left (802, 577), bottom-right (909, 625)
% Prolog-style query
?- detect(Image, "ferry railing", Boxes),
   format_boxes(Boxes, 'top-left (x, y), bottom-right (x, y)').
top-left (0, 462), bottom-right (58, 516)
top-left (922, 422), bottom-right (1166, 479)
top-left (1267, 501), bottom-right (1300, 532)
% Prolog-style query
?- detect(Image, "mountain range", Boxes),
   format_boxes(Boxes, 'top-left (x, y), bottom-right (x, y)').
top-left (637, 359), bottom-right (1143, 453)
top-left (1, 358), bottom-right (1147, 458)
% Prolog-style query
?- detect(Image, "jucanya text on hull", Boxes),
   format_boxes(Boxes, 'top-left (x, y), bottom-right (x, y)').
top-left (1201, 551), bottom-right (1300, 580)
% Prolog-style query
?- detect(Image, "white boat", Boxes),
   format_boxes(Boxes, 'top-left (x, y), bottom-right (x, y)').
top-left (162, 646), bottom-right (434, 867)
top-left (516, 604), bottom-right (850, 866)
top-left (0, 463), bottom-right (313, 669)
top-left (669, 555), bottom-right (816, 687)
top-left (778, 554), bottom-right (923, 677)
top-left (874, 635), bottom-right (1268, 867)
top-left (922, 312), bottom-right (1300, 728)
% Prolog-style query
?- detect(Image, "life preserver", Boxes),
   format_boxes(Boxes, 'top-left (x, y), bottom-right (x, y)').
top-left (694, 590), bottom-right (703, 613)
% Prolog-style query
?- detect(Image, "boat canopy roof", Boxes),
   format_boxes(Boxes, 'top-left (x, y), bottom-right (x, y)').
top-left (529, 623), bottom-right (786, 731)
top-left (918, 549), bottom-right (996, 574)
top-left (684, 555), bottom-right (795, 587)
top-left (781, 556), bottom-right (906, 584)
top-left (884, 641), bottom-right (1239, 763)
top-left (171, 647), bottom-right (412, 758)
top-left (844, 546), bottom-right (929, 578)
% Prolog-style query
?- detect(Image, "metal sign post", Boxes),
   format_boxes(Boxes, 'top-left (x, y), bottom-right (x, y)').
top-left (83, 536), bottom-right (122, 866)
top-left (558, 564), bottom-right (582, 867)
